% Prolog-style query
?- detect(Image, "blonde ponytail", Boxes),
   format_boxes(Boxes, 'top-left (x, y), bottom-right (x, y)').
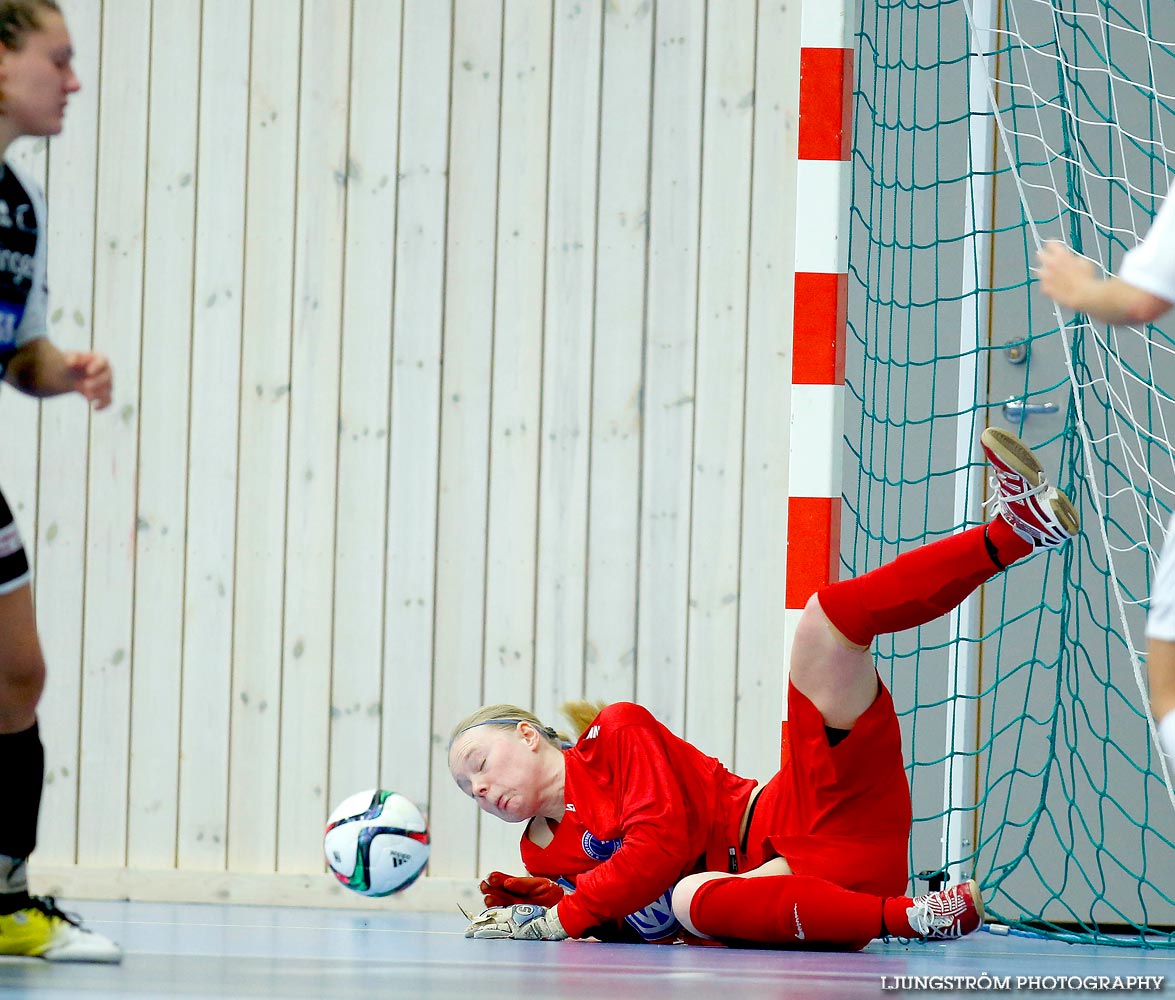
top-left (560, 700), bottom-right (609, 738)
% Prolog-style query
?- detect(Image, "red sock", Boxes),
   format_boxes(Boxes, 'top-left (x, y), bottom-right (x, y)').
top-left (882, 894), bottom-right (922, 937)
top-left (689, 874), bottom-right (884, 950)
top-left (816, 522), bottom-right (1031, 646)
top-left (985, 515), bottom-right (1032, 567)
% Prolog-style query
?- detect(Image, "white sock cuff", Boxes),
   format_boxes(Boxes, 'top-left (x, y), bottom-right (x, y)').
top-left (1159, 709), bottom-right (1175, 772)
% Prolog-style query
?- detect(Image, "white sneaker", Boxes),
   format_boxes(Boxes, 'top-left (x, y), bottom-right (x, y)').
top-left (906, 878), bottom-right (985, 940)
top-left (981, 427), bottom-right (1079, 551)
top-left (0, 897), bottom-right (122, 963)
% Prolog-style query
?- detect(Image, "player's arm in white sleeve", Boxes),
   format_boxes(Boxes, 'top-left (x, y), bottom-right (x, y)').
top-left (1036, 242), bottom-right (1172, 325)
top-left (1037, 184), bottom-right (1175, 325)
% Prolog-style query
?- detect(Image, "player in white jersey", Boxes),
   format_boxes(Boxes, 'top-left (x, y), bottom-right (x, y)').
top-left (0, 0), bottom-right (119, 963)
top-left (1036, 193), bottom-right (1175, 780)
top-left (1037, 194), bottom-right (1175, 325)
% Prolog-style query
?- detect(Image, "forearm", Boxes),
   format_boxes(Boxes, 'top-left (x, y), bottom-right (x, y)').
top-left (1037, 241), bottom-right (1173, 325)
top-left (1067, 276), bottom-right (1170, 326)
top-left (557, 849), bottom-right (683, 938)
top-left (4, 337), bottom-right (73, 398)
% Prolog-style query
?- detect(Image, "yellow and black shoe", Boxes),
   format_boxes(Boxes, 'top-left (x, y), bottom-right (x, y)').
top-left (0, 896), bottom-right (121, 963)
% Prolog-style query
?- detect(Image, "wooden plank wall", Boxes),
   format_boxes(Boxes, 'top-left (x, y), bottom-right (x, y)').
top-left (1, 0), bottom-right (801, 903)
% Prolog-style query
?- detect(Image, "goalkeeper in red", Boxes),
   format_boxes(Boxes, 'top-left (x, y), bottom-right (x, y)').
top-left (449, 429), bottom-right (1079, 948)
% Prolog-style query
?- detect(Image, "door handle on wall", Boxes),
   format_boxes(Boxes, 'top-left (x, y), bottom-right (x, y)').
top-left (1002, 399), bottom-right (1058, 422)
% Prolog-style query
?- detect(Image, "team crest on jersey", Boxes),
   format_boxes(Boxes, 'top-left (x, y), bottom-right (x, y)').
top-left (581, 831), bottom-right (622, 861)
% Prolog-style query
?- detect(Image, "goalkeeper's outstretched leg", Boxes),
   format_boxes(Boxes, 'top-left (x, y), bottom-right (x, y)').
top-left (788, 427), bottom-right (1078, 731)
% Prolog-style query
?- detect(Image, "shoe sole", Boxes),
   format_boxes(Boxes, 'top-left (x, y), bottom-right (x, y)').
top-left (964, 877), bottom-right (986, 927)
top-left (981, 427), bottom-right (1081, 537)
top-left (980, 427), bottom-right (1044, 482)
top-left (1047, 490), bottom-right (1081, 536)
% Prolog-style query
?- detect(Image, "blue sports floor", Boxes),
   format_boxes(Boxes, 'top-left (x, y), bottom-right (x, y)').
top-left (0, 900), bottom-right (1170, 999)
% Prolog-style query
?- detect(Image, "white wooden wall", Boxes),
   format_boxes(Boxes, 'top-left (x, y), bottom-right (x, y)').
top-left (0, 0), bottom-right (801, 907)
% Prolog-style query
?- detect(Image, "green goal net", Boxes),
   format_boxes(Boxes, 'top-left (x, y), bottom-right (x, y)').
top-left (846, 0), bottom-right (1175, 944)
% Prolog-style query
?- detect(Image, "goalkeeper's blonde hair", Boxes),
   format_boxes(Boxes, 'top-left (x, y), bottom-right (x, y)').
top-left (560, 700), bottom-right (608, 738)
top-left (449, 700), bottom-right (609, 749)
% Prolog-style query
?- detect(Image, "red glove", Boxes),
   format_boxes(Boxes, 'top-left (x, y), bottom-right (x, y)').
top-left (479, 871), bottom-right (566, 910)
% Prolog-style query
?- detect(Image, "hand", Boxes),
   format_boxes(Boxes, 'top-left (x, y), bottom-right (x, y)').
top-left (479, 871), bottom-right (565, 910)
top-left (63, 351), bottom-right (112, 410)
top-left (1035, 241), bottom-right (1098, 311)
top-left (465, 903), bottom-right (569, 941)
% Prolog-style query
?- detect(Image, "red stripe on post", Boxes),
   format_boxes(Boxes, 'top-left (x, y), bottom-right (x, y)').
top-left (786, 495), bottom-right (841, 608)
top-left (792, 272), bottom-right (847, 385)
top-left (798, 48), bottom-right (853, 162)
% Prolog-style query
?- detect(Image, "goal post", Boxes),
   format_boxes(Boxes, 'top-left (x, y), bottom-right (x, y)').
top-left (843, 0), bottom-right (1175, 944)
top-left (782, 0), bottom-right (854, 718)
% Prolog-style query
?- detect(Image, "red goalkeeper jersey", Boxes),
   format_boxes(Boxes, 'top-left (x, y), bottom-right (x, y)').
top-left (519, 702), bottom-right (757, 939)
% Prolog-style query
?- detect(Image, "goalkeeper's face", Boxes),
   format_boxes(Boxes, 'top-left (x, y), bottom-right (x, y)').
top-left (449, 722), bottom-right (561, 824)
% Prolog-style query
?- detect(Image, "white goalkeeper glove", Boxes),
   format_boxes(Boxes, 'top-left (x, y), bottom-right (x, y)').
top-left (465, 903), bottom-right (569, 941)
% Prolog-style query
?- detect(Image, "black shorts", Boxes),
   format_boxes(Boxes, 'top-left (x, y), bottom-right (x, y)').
top-left (0, 484), bottom-right (30, 594)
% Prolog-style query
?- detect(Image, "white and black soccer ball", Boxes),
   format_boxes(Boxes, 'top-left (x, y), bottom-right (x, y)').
top-left (324, 789), bottom-right (430, 896)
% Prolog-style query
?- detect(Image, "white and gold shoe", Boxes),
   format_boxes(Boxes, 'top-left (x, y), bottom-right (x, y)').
top-left (981, 427), bottom-right (1079, 551)
top-left (906, 878), bottom-right (985, 940)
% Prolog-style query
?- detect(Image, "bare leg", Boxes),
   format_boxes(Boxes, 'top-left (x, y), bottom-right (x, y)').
top-left (1151, 640), bottom-right (1175, 721)
top-left (0, 583), bottom-right (46, 904)
top-left (0, 582), bottom-right (46, 733)
top-left (789, 595), bottom-right (877, 730)
top-left (0, 559), bottom-right (120, 962)
top-left (1148, 639), bottom-right (1175, 770)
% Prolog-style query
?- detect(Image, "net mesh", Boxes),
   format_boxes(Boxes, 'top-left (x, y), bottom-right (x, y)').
top-left (847, 0), bottom-right (1175, 944)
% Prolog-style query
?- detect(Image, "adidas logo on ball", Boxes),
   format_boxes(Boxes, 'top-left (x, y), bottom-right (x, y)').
top-left (323, 789), bottom-right (431, 897)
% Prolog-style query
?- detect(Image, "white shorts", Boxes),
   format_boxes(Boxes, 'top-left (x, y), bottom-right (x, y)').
top-left (1146, 512), bottom-right (1175, 642)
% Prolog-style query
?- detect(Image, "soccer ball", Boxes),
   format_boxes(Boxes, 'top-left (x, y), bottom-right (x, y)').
top-left (323, 789), bottom-right (430, 896)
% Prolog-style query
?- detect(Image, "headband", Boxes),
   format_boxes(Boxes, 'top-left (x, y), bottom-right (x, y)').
top-left (449, 717), bottom-right (570, 751)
